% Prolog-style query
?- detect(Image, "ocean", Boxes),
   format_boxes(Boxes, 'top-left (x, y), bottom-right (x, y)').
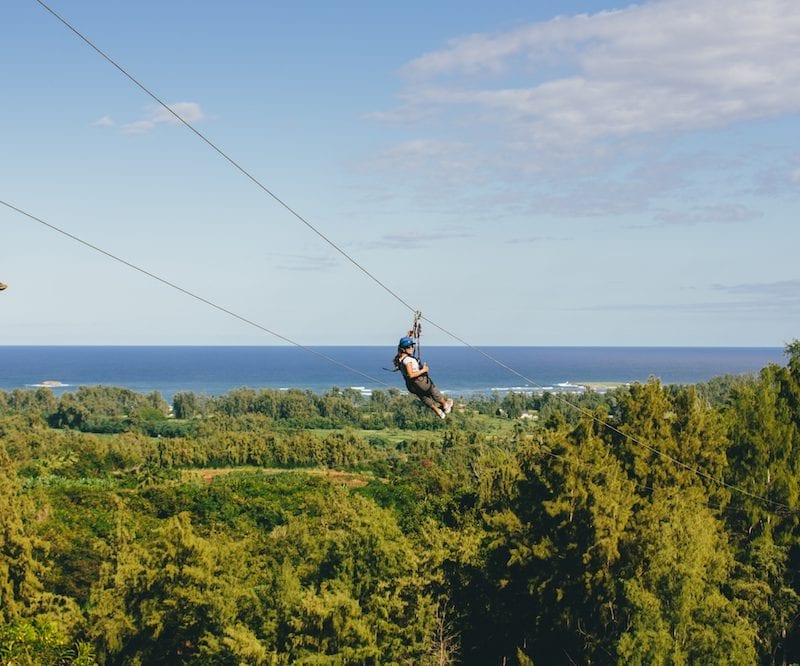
top-left (0, 346), bottom-right (787, 401)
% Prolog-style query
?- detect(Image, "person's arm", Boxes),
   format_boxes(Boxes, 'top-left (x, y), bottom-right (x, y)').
top-left (402, 357), bottom-right (429, 379)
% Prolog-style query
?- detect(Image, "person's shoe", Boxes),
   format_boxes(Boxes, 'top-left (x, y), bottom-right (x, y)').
top-left (438, 410), bottom-right (446, 419)
top-left (444, 399), bottom-right (454, 414)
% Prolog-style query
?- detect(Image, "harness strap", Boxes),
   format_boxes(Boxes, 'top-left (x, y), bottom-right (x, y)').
top-left (386, 310), bottom-right (424, 373)
top-left (411, 310), bottom-right (422, 362)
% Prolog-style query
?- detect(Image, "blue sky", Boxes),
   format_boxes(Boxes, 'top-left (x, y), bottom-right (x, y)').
top-left (2, 0), bottom-right (798, 346)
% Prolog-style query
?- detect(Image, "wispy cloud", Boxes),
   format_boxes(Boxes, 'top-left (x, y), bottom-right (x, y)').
top-left (266, 252), bottom-right (338, 272)
top-left (359, 227), bottom-right (470, 250)
top-left (750, 154), bottom-right (800, 196)
top-left (504, 235), bottom-right (571, 244)
top-left (94, 102), bottom-right (205, 134)
top-left (364, 139), bottom-right (483, 187)
top-left (368, 0), bottom-right (800, 218)
top-left (398, 0), bottom-right (800, 145)
top-left (714, 278), bottom-right (800, 300)
top-left (572, 278), bottom-right (800, 314)
top-left (123, 102), bottom-right (204, 134)
top-left (651, 204), bottom-right (762, 226)
top-left (92, 115), bottom-right (115, 128)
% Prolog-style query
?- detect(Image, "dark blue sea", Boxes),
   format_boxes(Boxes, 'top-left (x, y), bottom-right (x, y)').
top-left (0, 346), bottom-right (787, 401)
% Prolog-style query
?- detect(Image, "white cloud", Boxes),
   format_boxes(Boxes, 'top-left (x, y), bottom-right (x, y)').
top-left (652, 204), bottom-right (761, 226)
top-left (265, 252), bottom-right (338, 272)
top-left (367, 139), bottom-right (482, 184)
top-left (504, 235), bottom-right (570, 244)
top-left (398, 0), bottom-right (800, 146)
top-left (92, 115), bottom-right (115, 127)
top-left (360, 231), bottom-right (448, 250)
top-left (576, 279), bottom-right (800, 314)
top-left (121, 102), bottom-right (204, 134)
top-left (715, 278), bottom-right (800, 300)
top-left (367, 0), bottom-right (800, 220)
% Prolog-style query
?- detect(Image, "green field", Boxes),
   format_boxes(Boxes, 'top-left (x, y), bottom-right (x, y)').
top-left (2, 352), bottom-right (800, 664)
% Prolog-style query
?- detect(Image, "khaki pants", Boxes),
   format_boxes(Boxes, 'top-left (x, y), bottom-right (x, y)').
top-left (405, 375), bottom-right (443, 410)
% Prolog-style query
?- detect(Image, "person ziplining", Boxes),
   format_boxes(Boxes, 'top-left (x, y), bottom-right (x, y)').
top-left (392, 313), bottom-right (453, 419)
top-left (0, 282), bottom-right (7, 291)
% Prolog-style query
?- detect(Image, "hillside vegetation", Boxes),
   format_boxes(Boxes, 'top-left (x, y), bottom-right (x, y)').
top-left (1, 342), bottom-right (800, 664)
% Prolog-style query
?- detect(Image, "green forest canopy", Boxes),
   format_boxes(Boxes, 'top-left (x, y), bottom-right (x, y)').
top-left (1, 341), bottom-right (800, 664)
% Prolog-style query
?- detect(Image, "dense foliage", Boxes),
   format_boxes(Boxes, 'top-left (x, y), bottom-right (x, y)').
top-left (1, 342), bottom-right (800, 664)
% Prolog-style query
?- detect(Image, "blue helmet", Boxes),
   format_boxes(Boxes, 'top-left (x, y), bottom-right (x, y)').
top-left (398, 336), bottom-right (415, 349)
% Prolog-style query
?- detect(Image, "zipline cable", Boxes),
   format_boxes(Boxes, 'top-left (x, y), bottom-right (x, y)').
top-left (6, 191), bottom-right (789, 516)
top-left (30, 1), bottom-right (793, 516)
top-left (33, 0), bottom-right (417, 317)
top-left (527, 440), bottom-right (785, 518)
top-left (31, 0), bottom-right (582, 396)
top-left (0, 199), bottom-right (393, 391)
top-left (424, 315), bottom-right (794, 513)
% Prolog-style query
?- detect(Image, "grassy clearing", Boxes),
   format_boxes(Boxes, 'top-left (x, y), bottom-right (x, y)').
top-left (180, 466), bottom-right (379, 487)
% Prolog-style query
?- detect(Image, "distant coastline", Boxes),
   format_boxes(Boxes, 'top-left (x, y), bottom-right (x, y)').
top-left (0, 345), bottom-right (786, 401)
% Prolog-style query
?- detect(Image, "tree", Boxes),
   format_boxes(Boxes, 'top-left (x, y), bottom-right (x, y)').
top-left (264, 490), bottom-right (434, 663)
top-left (172, 392), bottom-right (199, 420)
top-left (617, 488), bottom-right (757, 664)
top-left (726, 344), bottom-right (800, 535)
top-left (48, 397), bottom-right (88, 430)
top-left (0, 467), bottom-right (88, 659)
top-left (723, 340), bottom-right (800, 661)
top-left (0, 619), bottom-right (97, 665)
top-left (0, 471), bottom-right (46, 624)
top-left (89, 512), bottom-right (263, 664)
top-left (450, 420), bottom-right (638, 664)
